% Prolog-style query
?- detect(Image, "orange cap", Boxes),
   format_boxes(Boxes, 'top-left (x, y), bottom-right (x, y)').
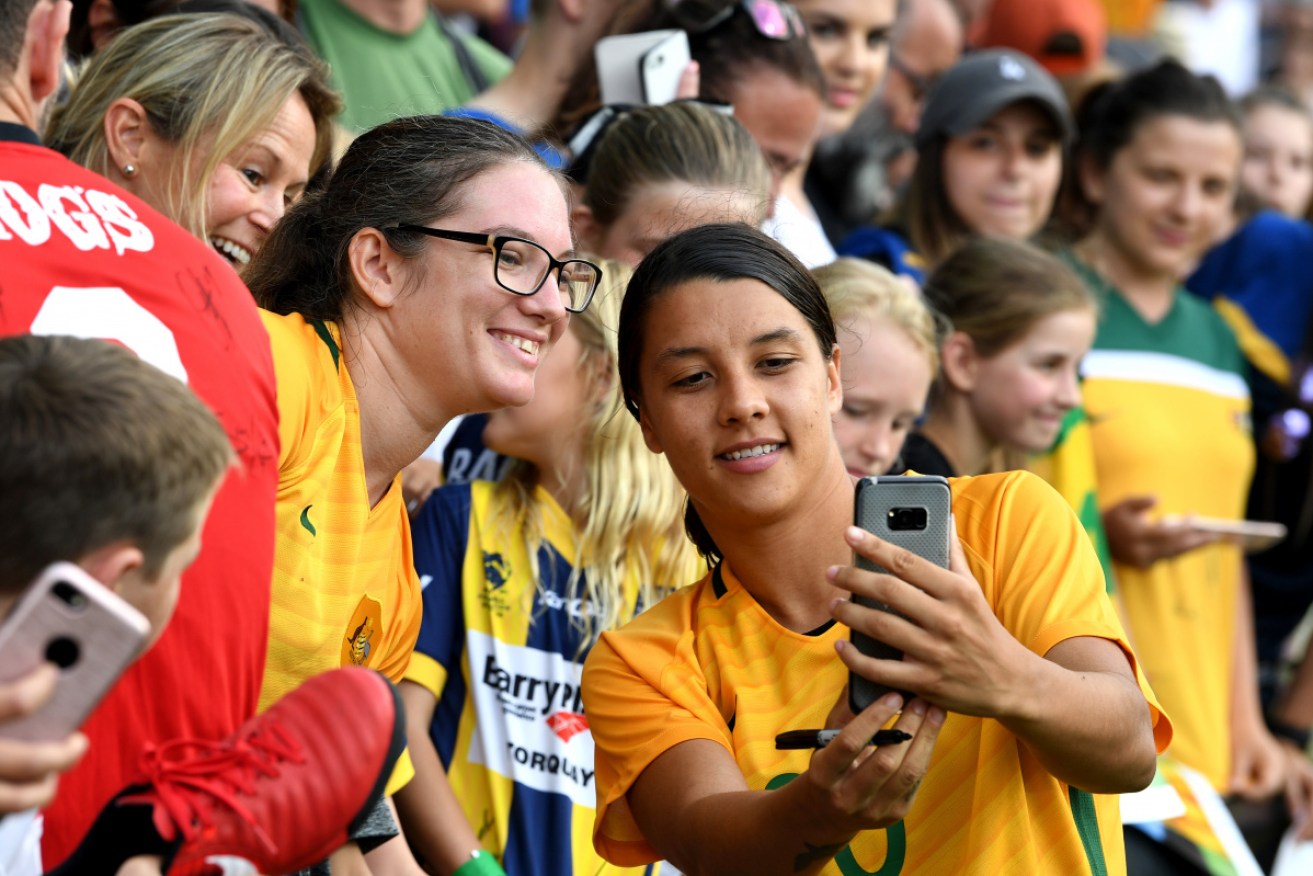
top-left (975, 0), bottom-right (1107, 78)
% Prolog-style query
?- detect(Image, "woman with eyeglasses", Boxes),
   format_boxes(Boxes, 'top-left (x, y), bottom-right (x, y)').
top-left (394, 260), bottom-right (699, 876)
top-left (243, 114), bottom-right (599, 869)
top-left (581, 222), bottom-right (1165, 875)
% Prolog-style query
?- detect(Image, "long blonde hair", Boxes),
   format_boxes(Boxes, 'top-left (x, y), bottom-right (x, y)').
top-left (45, 12), bottom-right (339, 241)
top-left (494, 260), bottom-right (700, 644)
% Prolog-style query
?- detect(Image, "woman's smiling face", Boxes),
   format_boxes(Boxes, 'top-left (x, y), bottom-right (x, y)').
top-left (633, 276), bottom-right (843, 528)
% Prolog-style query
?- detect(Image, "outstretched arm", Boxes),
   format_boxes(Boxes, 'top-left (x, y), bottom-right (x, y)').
top-left (626, 692), bottom-right (944, 876)
top-left (830, 526), bottom-right (1158, 793)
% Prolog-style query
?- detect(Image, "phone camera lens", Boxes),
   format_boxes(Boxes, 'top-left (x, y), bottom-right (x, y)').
top-left (887, 507), bottom-right (928, 531)
top-left (52, 581), bottom-right (87, 612)
top-left (45, 636), bottom-right (80, 669)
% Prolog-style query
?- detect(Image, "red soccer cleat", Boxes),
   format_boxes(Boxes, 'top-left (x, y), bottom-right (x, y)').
top-left (118, 667), bottom-right (404, 875)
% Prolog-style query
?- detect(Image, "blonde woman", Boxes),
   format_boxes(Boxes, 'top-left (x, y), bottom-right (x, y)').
top-left (394, 261), bottom-right (699, 876)
top-left (813, 258), bottom-right (938, 477)
top-left (44, 12), bottom-right (338, 275)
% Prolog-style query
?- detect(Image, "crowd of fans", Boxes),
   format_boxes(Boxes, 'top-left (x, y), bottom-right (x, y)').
top-left (2, 0), bottom-right (1313, 874)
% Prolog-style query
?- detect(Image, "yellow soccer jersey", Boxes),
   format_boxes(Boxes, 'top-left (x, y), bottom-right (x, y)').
top-left (1079, 282), bottom-right (1253, 791)
top-left (259, 312), bottom-right (423, 720)
top-left (584, 471), bottom-right (1171, 875)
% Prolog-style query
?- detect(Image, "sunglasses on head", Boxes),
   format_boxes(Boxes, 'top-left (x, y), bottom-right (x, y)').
top-left (665, 0), bottom-right (806, 41)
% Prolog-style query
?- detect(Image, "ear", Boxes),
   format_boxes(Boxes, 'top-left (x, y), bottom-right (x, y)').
top-left (938, 331), bottom-right (980, 393)
top-left (26, 0), bottom-right (71, 107)
top-left (636, 403), bottom-right (664, 455)
top-left (1077, 152), bottom-right (1106, 208)
top-left (571, 203), bottom-right (603, 254)
top-left (103, 98), bottom-right (152, 183)
top-left (348, 227), bottom-right (406, 310)
top-left (75, 541), bottom-right (145, 592)
top-left (557, 0), bottom-right (585, 24)
top-left (826, 343), bottom-right (842, 417)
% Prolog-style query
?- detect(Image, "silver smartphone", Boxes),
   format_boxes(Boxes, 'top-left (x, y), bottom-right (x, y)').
top-left (848, 475), bottom-right (953, 713)
top-left (595, 30), bottom-right (690, 105)
top-left (0, 562), bottom-right (150, 742)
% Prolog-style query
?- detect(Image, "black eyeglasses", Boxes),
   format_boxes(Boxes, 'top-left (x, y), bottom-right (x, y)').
top-left (666, 0), bottom-right (805, 40)
top-left (394, 226), bottom-right (603, 313)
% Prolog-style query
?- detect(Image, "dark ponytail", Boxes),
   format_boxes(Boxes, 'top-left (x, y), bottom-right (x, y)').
top-left (246, 115), bottom-right (549, 319)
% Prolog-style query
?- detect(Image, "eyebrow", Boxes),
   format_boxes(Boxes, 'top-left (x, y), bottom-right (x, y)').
top-left (651, 327), bottom-right (806, 368)
top-left (483, 224), bottom-right (578, 259)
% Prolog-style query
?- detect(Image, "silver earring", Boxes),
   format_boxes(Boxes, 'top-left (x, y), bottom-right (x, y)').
top-left (122, 163), bottom-right (137, 177)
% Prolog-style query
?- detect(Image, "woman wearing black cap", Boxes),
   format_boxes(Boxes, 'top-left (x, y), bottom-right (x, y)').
top-left (839, 48), bottom-right (1073, 283)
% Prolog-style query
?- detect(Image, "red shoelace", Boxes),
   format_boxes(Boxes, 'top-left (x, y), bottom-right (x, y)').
top-left (120, 722), bottom-right (307, 858)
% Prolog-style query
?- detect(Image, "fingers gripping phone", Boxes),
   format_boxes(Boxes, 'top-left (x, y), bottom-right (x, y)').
top-left (0, 562), bottom-right (150, 742)
top-left (595, 30), bottom-right (691, 105)
top-left (848, 476), bottom-right (953, 714)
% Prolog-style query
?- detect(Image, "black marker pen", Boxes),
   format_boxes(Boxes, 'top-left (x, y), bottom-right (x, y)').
top-left (774, 728), bottom-right (913, 750)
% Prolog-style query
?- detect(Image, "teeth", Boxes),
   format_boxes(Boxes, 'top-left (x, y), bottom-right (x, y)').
top-left (722, 443), bottom-right (780, 461)
top-left (210, 237), bottom-right (251, 265)
top-left (494, 332), bottom-right (540, 356)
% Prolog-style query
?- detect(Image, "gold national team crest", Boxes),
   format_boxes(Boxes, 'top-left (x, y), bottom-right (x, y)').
top-left (342, 595), bottom-right (382, 667)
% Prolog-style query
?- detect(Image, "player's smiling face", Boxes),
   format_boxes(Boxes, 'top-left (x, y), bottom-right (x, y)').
top-left (389, 161), bottom-right (573, 416)
top-left (633, 277), bottom-right (844, 527)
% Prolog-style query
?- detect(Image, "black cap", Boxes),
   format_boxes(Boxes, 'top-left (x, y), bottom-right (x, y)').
top-left (915, 49), bottom-right (1074, 148)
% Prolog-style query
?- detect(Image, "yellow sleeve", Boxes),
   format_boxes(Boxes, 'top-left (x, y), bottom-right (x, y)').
top-left (955, 471), bottom-right (1173, 754)
top-left (581, 596), bottom-right (730, 866)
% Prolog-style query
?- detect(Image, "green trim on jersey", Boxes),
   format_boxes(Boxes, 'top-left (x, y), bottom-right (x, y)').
top-left (1069, 788), bottom-right (1107, 876)
top-left (1064, 257), bottom-right (1245, 375)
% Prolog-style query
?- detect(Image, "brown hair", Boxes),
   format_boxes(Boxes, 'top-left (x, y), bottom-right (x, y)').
top-left (923, 236), bottom-right (1095, 357)
top-left (247, 115), bottom-right (550, 321)
top-left (0, 335), bottom-right (234, 592)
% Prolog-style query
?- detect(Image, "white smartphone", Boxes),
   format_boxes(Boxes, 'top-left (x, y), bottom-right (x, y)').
top-left (1162, 515), bottom-right (1288, 553)
top-left (849, 475), bottom-right (953, 713)
top-left (595, 30), bottom-right (690, 105)
top-left (0, 562), bottom-right (150, 742)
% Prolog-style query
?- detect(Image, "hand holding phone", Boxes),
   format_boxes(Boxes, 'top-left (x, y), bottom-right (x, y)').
top-left (0, 562), bottom-right (149, 744)
top-left (831, 486), bottom-right (1043, 721)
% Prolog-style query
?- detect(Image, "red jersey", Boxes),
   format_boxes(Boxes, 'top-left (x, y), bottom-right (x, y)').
top-left (0, 130), bottom-right (278, 865)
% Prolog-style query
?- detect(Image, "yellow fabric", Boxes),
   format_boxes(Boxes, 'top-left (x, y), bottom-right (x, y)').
top-left (584, 471), bottom-right (1170, 874)
top-left (258, 312), bottom-right (423, 791)
top-left (1084, 355), bottom-right (1253, 790)
top-left (1214, 297), bottom-right (1291, 387)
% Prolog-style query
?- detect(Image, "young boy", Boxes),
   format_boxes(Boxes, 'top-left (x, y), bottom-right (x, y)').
top-left (0, 335), bottom-right (403, 876)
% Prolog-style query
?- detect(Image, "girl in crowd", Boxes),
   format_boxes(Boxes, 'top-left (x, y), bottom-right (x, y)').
top-left (583, 222), bottom-right (1165, 876)
top-left (902, 237), bottom-right (1095, 481)
top-left (1067, 60), bottom-right (1313, 863)
top-left (1238, 86), bottom-right (1313, 220)
top-left (395, 261), bottom-right (699, 875)
top-left (840, 49), bottom-right (1071, 283)
top-left (45, 12), bottom-right (338, 276)
top-left (812, 258), bottom-right (937, 478)
top-left (244, 115), bottom-right (597, 869)
top-left (572, 101), bottom-right (772, 267)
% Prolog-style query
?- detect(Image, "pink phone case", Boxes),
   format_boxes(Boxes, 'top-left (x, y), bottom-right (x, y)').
top-left (0, 562), bottom-right (150, 742)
